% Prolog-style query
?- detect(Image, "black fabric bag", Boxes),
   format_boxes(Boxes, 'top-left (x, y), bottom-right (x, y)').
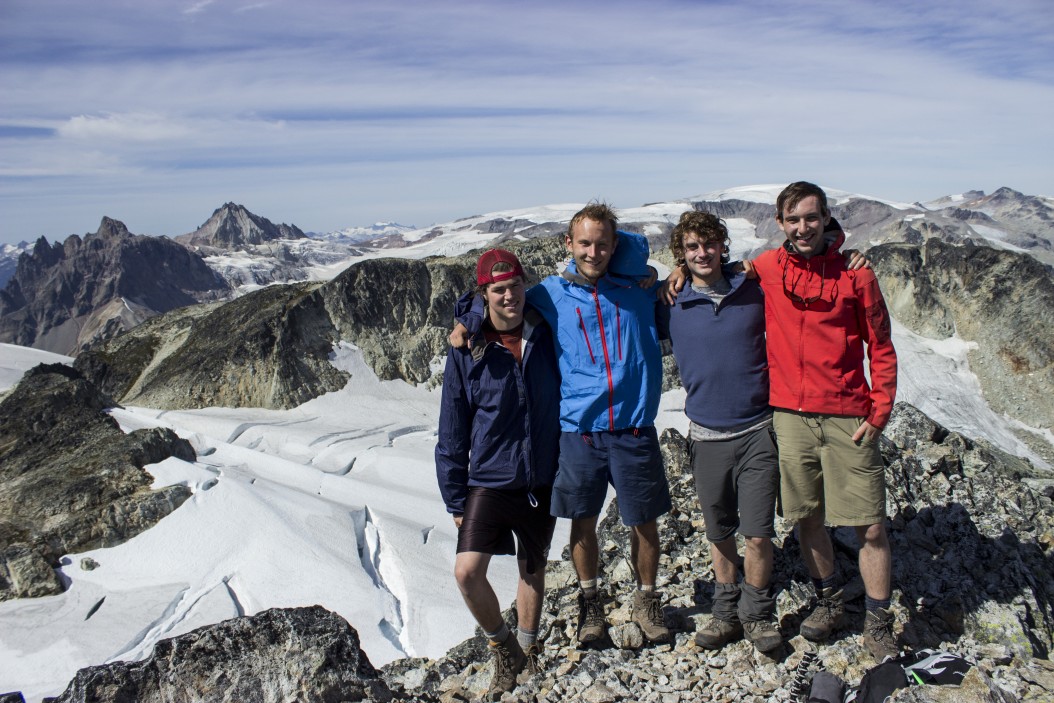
top-left (807, 671), bottom-right (846, 703)
top-left (847, 660), bottom-right (909, 703)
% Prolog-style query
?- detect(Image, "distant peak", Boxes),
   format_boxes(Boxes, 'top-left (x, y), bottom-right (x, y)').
top-left (96, 217), bottom-right (132, 238)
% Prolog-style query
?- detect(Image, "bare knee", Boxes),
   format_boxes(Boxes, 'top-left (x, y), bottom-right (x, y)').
top-left (454, 560), bottom-right (487, 594)
top-left (856, 522), bottom-right (888, 548)
top-left (744, 536), bottom-right (771, 555)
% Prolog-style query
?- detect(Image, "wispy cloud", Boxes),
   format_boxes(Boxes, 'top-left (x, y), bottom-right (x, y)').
top-left (0, 0), bottom-right (1051, 243)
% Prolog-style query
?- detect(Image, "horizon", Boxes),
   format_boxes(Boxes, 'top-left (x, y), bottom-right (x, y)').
top-left (1, 0), bottom-right (1052, 246)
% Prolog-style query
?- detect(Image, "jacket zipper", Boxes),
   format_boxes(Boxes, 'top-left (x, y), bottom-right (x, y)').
top-left (616, 302), bottom-right (622, 360)
top-left (592, 288), bottom-right (616, 431)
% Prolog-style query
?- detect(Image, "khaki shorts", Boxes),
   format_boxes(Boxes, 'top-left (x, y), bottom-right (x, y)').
top-left (772, 409), bottom-right (886, 526)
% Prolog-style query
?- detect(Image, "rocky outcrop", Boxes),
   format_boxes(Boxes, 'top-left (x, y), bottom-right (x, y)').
top-left (75, 281), bottom-right (350, 410)
top-left (49, 606), bottom-right (392, 703)
top-left (175, 202), bottom-right (306, 251)
top-left (870, 238), bottom-right (1054, 462)
top-left (76, 236), bottom-right (570, 409)
top-left (0, 218), bottom-right (231, 355)
top-left (0, 364), bottom-right (194, 601)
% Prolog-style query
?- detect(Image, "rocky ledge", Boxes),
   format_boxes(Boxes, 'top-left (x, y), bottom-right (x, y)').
top-left (0, 365), bottom-right (194, 601)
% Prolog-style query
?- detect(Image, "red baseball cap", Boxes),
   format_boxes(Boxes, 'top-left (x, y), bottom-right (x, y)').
top-left (476, 249), bottom-right (525, 285)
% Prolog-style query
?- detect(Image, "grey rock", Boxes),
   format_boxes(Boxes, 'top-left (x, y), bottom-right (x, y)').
top-left (49, 606), bottom-right (392, 703)
top-left (0, 364), bottom-right (193, 601)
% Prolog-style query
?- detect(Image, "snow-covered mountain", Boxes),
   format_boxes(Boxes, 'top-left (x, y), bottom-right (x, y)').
top-left (0, 185), bottom-right (1052, 701)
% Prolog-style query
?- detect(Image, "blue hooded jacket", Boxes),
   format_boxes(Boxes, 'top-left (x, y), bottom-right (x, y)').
top-left (456, 231), bottom-right (661, 433)
top-left (435, 307), bottom-right (561, 515)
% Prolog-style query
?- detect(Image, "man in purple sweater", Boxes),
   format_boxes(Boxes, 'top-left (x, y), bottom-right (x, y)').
top-left (656, 210), bottom-right (781, 653)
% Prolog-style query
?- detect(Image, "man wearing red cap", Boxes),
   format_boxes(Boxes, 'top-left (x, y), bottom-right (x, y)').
top-left (436, 249), bottom-right (561, 700)
top-left (451, 203), bottom-right (672, 648)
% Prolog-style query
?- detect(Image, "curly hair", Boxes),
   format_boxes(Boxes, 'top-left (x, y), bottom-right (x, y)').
top-left (775, 181), bottom-right (830, 221)
top-left (670, 210), bottom-right (730, 266)
top-left (566, 201), bottom-right (618, 241)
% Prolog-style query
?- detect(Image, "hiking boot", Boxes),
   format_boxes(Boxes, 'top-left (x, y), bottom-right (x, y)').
top-left (694, 617), bottom-right (743, 649)
top-left (743, 617), bottom-right (782, 653)
top-left (576, 591), bottom-right (607, 644)
top-left (520, 642), bottom-right (542, 680)
top-left (863, 607), bottom-right (898, 662)
top-left (800, 587), bottom-right (845, 641)
top-left (484, 633), bottom-right (526, 701)
top-left (631, 589), bottom-right (670, 642)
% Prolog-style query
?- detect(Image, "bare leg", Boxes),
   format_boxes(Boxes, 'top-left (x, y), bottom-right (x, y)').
top-left (743, 536), bottom-right (773, 589)
top-left (630, 521), bottom-right (660, 587)
top-left (710, 537), bottom-right (741, 584)
top-left (856, 522), bottom-right (891, 600)
top-left (516, 559), bottom-right (546, 633)
top-left (797, 513), bottom-right (835, 580)
top-left (454, 551), bottom-right (503, 633)
top-left (569, 516), bottom-right (599, 582)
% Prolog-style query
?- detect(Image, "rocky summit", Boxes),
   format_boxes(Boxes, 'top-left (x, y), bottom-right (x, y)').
top-left (0, 218), bottom-right (230, 355)
top-left (174, 202), bottom-right (307, 251)
top-left (22, 402), bottom-right (1054, 703)
top-left (0, 364), bottom-right (194, 601)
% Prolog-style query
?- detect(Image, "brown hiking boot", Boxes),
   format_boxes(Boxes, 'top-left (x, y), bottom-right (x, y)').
top-left (520, 642), bottom-right (542, 680)
top-left (631, 589), bottom-right (670, 642)
top-left (863, 607), bottom-right (898, 661)
top-left (800, 587), bottom-right (845, 641)
top-left (484, 633), bottom-right (526, 701)
top-left (743, 618), bottom-right (782, 653)
top-left (576, 591), bottom-right (607, 644)
top-left (694, 617), bottom-right (743, 649)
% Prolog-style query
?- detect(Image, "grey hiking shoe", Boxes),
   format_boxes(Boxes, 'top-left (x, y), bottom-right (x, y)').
top-left (484, 633), bottom-right (525, 701)
top-left (863, 607), bottom-right (898, 661)
top-left (632, 589), bottom-right (670, 642)
top-left (800, 587), bottom-right (845, 641)
top-left (694, 617), bottom-right (743, 649)
top-left (576, 592), bottom-right (607, 644)
top-left (743, 618), bottom-right (782, 653)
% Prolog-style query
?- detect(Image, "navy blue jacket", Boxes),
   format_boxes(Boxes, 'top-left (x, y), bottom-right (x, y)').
top-left (655, 265), bottom-right (770, 431)
top-left (435, 306), bottom-right (561, 515)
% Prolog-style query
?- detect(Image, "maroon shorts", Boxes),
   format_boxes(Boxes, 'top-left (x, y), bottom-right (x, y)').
top-left (457, 486), bottom-right (556, 575)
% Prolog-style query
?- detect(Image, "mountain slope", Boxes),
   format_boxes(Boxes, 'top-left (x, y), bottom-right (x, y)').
top-left (0, 219), bottom-right (231, 355)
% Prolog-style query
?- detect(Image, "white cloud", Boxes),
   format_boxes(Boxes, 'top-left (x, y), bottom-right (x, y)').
top-left (57, 113), bottom-right (192, 142)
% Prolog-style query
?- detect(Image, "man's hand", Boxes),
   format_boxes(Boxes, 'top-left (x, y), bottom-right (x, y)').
top-left (853, 420), bottom-right (882, 444)
top-left (449, 322), bottom-right (470, 349)
top-left (844, 249), bottom-right (872, 271)
top-left (453, 515), bottom-right (463, 529)
top-left (661, 266), bottom-right (688, 305)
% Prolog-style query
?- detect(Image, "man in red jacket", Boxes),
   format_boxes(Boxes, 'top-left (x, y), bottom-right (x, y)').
top-left (748, 181), bottom-right (898, 661)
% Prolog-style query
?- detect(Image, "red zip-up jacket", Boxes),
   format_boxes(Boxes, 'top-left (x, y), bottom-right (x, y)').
top-left (750, 223), bottom-right (897, 429)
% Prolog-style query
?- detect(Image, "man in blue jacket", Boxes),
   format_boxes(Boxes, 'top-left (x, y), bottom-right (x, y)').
top-left (452, 203), bottom-right (672, 646)
top-left (656, 211), bottom-right (781, 653)
top-left (436, 249), bottom-right (561, 700)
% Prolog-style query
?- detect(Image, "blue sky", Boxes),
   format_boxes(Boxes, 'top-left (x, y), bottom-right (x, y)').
top-left (1, 0), bottom-right (1051, 245)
